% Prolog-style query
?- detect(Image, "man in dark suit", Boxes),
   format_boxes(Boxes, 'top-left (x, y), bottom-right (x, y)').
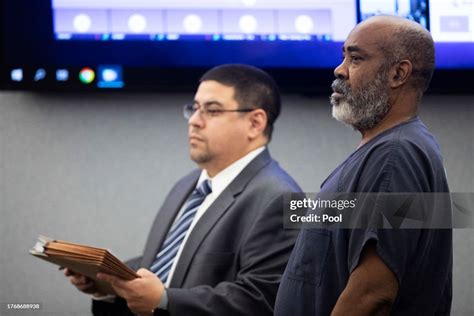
top-left (65, 64), bottom-right (301, 315)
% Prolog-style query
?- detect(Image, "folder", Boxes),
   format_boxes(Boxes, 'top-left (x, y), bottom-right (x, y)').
top-left (30, 236), bottom-right (139, 295)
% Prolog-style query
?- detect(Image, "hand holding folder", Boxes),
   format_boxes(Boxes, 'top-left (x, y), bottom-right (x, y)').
top-left (30, 236), bottom-right (139, 295)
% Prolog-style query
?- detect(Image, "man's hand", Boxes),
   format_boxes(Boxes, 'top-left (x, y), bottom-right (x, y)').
top-left (64, 268), bottom-right (104, 296)
top-left (97, 268), bottom-right (164, 315)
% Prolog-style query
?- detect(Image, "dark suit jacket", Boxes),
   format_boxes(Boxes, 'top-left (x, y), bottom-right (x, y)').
top-left (92, 149), bottom-right (301, 316)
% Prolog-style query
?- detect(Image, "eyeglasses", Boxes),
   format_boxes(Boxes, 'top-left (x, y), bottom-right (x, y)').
top-left (183, 103), bottom-right (255, 120)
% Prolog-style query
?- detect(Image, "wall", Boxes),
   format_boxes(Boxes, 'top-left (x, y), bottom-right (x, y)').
top-left (0, 92), bottom-right (472, 315)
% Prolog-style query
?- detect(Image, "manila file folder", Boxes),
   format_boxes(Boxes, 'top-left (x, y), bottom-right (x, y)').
top-left (30, 236), bottom-right (139, 295)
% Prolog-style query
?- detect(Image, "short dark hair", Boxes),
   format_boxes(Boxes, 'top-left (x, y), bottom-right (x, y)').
top-left (200, 64), bottom-right (281, 141)
top-left (380, 24), bottom-right (435, 100)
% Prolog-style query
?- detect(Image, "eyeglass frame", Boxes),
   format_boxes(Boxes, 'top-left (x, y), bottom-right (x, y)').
top-left (183, 102), bottom-right (256, 120)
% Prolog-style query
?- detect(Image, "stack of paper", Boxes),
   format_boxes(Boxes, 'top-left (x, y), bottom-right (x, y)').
top-left (30, 236), bottom-right (139, 295)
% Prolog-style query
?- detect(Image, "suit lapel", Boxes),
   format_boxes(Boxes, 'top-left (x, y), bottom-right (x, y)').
top-left (141, 171), bottom-right (200, 269)
top-left (169, 189), bottom-right (236, 287)
top-left (169, 149), bottom-right (272, 287)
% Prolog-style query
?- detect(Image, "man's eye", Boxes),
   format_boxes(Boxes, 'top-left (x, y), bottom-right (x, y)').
top-left (350, 55), bottom-right (362, 62)
top-left (206, 109), bottom-right (221, 115)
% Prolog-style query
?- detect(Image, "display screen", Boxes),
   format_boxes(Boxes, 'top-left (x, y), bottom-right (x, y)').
top-left (1, 0), bottom-right (473, 92)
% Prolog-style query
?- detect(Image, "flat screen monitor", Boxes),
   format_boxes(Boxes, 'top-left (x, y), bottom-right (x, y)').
top-left (1, 0), bottom-right (473, 93)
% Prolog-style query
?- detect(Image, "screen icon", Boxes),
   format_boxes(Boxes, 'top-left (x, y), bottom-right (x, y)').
top-left (11, 68), bottom-right (23, 82)
top-left (56, 69), bottom-right (69, 81)
top-left (34, 68), bottom-right (46, 81)
top-left (79, 67), bottom-right (95, 84)
top-left (97, 65), bottom-right (124, 88)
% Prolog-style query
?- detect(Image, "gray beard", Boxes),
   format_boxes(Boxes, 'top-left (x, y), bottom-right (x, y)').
top-left (331, 71), bottom-right (391, 132)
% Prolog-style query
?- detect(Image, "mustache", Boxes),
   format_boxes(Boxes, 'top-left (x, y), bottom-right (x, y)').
top-left (189, 128), bottom-right (206, 141)
top-left (331, 79), bottom-right (351, 95)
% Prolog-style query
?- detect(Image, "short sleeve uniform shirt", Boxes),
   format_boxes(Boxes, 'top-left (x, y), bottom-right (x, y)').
top-left (275, 117), bottom-right (452, 315)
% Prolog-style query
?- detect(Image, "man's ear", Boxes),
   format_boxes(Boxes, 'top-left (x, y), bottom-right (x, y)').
top-left (248, 109), bottom-right (267, 140)
top-left (389, 59), bottom-right (412, 89)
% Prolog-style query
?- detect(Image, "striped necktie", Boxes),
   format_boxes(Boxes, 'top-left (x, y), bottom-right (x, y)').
top-left (150, 180), bottom-right (212, 283)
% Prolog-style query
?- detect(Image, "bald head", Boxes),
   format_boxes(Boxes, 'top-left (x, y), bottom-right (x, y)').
top-left (354, 16), bottom-right (435, 98)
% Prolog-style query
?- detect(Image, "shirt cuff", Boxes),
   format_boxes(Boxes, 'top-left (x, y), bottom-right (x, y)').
top-left (91, 294), bottom-right (116, 303)
top-left (156, 288), bottom-right (168, 310)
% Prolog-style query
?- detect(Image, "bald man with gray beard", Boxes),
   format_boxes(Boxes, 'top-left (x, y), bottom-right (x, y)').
top-left (275, 16), bottom-right (452, 315)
